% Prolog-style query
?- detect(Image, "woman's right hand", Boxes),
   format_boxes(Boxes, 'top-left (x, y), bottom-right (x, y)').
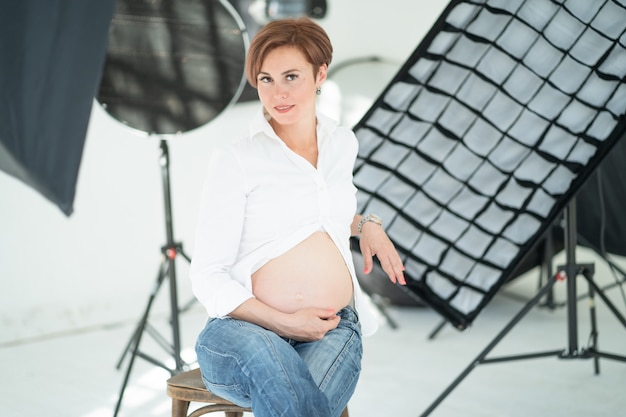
top-left (276, 307), bottom-right (340, 341)
top-left (230, 299), bottom-right (340, 342)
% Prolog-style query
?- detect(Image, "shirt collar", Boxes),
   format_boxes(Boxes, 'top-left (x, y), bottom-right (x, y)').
top-left (248, 106), bottom-right (339, 145)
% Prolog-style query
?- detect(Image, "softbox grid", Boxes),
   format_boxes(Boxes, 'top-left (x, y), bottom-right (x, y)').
top-left (353, 0), bottom-right (626, 329)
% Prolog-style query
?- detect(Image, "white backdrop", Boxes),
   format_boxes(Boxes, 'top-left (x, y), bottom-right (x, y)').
top-left (0, 0), bottom-right (446, 344)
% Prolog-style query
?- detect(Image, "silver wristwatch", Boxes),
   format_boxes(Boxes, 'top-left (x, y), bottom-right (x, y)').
top-left (357, 213), bottom-right (383, 234)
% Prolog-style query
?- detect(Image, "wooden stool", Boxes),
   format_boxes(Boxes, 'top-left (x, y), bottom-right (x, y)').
top-left (167, 368), bottom-right (349, 417)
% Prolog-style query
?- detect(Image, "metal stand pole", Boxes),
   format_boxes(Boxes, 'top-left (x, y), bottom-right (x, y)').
top-left (113, 139), bottom-right (192, 417)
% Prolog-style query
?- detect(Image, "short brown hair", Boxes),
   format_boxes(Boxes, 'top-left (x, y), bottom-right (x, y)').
top-left (245, 17), bottom-right (333, 88)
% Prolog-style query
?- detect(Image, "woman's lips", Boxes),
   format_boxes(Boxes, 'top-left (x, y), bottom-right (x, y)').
top-left (274, 105), bottom-right (294, 113)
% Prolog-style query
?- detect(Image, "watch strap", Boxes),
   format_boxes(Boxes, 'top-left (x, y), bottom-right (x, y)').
top-left (358, 213), bottom-right (383, 234)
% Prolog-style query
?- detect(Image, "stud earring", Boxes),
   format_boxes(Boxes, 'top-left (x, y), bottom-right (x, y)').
top-left (316, 87), bottom-right (321, 95)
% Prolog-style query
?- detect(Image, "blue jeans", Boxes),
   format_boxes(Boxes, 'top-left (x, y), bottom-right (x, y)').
top-left (195, 306), bottom-right (362, 417)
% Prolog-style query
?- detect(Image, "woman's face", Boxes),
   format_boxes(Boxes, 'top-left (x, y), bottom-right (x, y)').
top-left (256, 45), bottom-right (326, 128)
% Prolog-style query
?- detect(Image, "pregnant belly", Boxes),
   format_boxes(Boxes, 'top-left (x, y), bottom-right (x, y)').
top-left (252, 231), bottom-right (354, 314)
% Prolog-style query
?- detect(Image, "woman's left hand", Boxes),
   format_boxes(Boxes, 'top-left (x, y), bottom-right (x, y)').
top-left (359, 222), bottom-right (406, 285)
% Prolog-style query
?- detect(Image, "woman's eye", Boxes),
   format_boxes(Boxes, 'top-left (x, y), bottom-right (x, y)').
top-left (286, 73), bottom-right (298, 81)
top-left (259, 76), bottom-right (272, 84)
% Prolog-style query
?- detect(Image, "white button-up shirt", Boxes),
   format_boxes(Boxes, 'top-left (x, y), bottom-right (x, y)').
top-left (190, 108), bottom-right (377, 336)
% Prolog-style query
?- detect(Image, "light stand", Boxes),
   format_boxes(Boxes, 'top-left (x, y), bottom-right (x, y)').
top-left (113, 139), bottom-right (192, 417)
top-left (95, 2), bottom-right (248, 415)
top-left (419, 199), bottom-right (626, 417)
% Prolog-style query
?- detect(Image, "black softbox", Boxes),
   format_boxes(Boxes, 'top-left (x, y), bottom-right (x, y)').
top-left (352, 0), bottom-right (626, 329)
top-left (0, 0), bottom-right (116, 216)
top-left (576, 135), bottom-right (626, 257)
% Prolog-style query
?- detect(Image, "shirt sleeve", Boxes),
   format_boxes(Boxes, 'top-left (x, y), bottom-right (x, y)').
top-left (190, 145), bottom-right (254, 317)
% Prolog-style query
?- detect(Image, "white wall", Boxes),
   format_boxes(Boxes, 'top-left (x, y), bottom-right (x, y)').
top-left (0, 0), bottom-right (447, 344)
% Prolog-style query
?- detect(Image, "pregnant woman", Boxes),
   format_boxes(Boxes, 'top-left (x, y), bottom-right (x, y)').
top-left (190, 17), bottom-right (405, 417)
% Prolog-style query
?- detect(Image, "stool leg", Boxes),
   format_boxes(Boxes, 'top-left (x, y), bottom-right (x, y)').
top-left (171, 398), bottom-right (190, 417)
top-left (340, 406), bottom-right (349, 417)
top-left (225, 413), bottom-right (243, 417)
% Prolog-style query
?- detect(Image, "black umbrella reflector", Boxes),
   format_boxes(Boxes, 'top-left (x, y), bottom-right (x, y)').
top-left (97, 0), bottom-right (248, 136)
top-left (353, 0), bottom-right (626, 329)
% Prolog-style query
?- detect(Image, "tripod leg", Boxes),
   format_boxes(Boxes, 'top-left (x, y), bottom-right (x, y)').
top-left (179, 248), bottom-right (192, 263)
top-left (116, 260), bottom-right (167, 369)
top-left (368, 292), bottom-right (399, 329)
top-left (578, 267), bottom-right (626, 365)
top-left (582, 268), bottom-right (626, 328)
top-left (166, 253), bottom-right (184, 371)
top-left (428, 318), bottom-right (447, 340)
top-left (113, 259), bottom-right (167, 417)
top-left (586, 278), bottom-right (600, 374)
top-left (175, 248), bottom-right (199, 315)
top-left (420, 275), bottom-right (559, 417)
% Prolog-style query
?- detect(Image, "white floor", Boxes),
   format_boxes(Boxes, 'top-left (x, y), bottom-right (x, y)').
top-left (2, 248), bottom-right (626, 417)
